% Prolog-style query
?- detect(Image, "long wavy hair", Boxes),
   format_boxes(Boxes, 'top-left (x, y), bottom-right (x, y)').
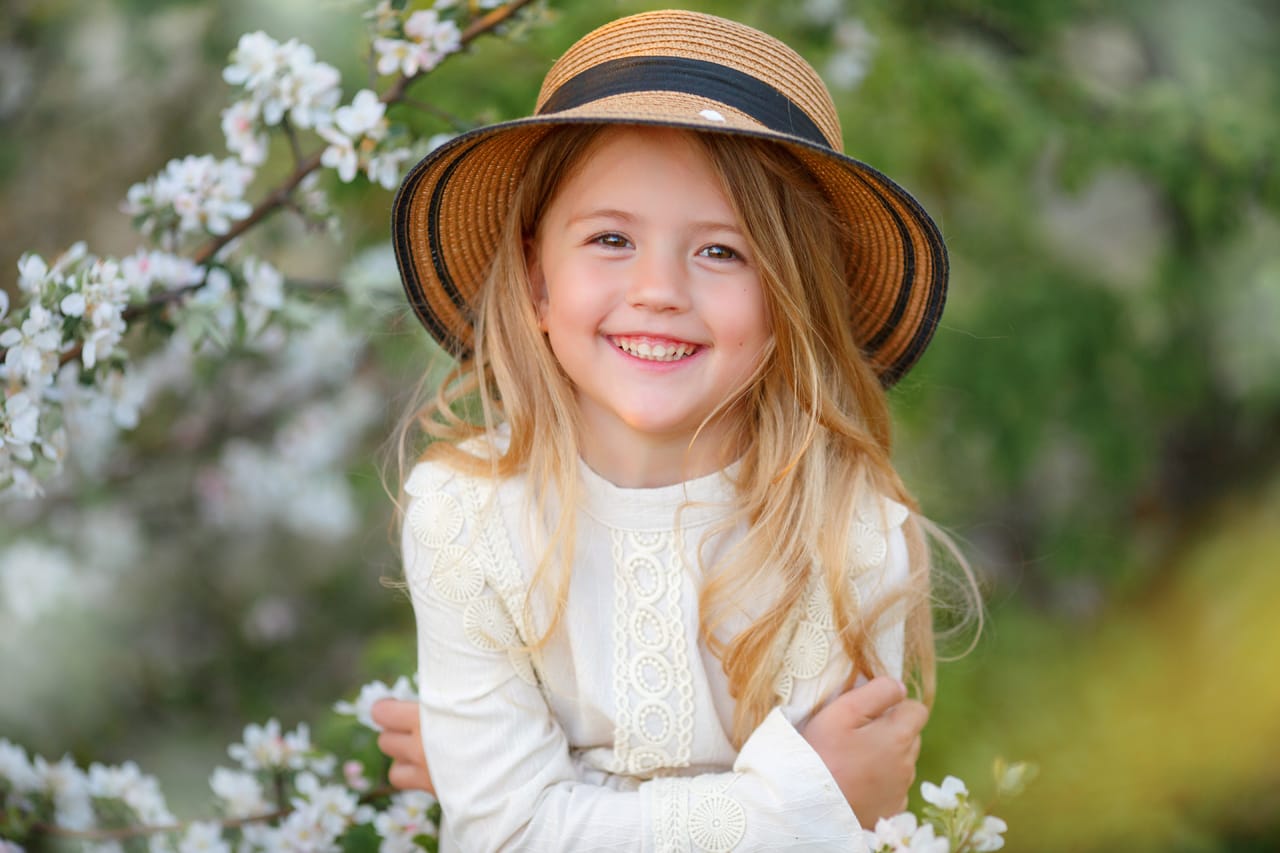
top-left (398, 124), bottom-right (976, 747)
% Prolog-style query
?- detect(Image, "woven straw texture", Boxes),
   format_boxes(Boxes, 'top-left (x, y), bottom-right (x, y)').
top-left (392, 9), bottom-right (947, 385)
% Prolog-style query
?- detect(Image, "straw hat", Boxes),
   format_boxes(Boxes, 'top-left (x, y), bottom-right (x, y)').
top-left (392, 9), bottom-right (947, 386)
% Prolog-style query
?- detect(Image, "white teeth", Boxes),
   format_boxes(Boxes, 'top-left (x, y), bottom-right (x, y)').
top-left (614, 338), bottom-right (696, 362)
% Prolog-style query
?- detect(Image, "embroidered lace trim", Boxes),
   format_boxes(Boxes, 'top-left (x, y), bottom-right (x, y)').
top-left (610, 529), bottom-right (695, 776)
top-left (651, 775), bottom-right (746, 853)
top-left (409, 469), bottom-right (538, 686)
top-left (775, 494), bottom-right (906, 702)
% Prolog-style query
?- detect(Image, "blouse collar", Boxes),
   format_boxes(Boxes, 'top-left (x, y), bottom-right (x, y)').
top-left (576, 457), bottom-right (740, 531)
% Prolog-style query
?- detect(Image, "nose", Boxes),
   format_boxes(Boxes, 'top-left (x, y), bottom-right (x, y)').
top-left (625, 248), bottom-right (691, 313)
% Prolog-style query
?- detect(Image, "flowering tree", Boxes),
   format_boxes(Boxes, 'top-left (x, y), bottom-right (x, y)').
top-left (0, 0), bottom-right (1031, 849)
top-left (0, 1), bottom-right (537, 848)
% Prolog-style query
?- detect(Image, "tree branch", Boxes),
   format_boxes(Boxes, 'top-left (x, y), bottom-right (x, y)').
top-left (10, 0), bottom-right (538, 371)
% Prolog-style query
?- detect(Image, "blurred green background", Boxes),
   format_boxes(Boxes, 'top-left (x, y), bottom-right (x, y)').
top-left (2, 0), bottom-right (1278, 850)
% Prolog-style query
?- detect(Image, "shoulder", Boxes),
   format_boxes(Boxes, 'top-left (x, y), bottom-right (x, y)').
top-left (849, 491), bottom-right (910, 553)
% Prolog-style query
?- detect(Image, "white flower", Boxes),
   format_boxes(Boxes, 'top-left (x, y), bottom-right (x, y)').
top-left (319, 126), bottom-right (359, 183)
top-left (221, 99), bottom-right (269, 166)
top-left (0, 739), bottom-right (40, 792)
top-left (276, 800), bottom-right (343, 852)
top-left (241, 257), bottom-right (284, 337)
top-left (119, 250), bottom-right (205, 298)
top-left (87, 761), bottom-right (175, 825)
top-left (333, 676), bottom-right (417, 731)
top-left (1, 391), bottom-right (41, 460)
top-left (223, 31), bottom-right (282, 91)
top-left (0, 304), bottom-right (63, 388)
top-left (921, 775), bottom-right (968, 810)
top-left (366, 1), bottom-right (401, 35)
top-left (293, 772), bottom-right (359, 837)
top-left (279, 41), bottom-right (342, 129)
top-left (0, 540), bottom-right (78, 624)
top-left (177, 821), bottom-right (229, 853)
top-left (34, 754), bottom-right (94, 831)
top-left (342, 759), bottom-right (369, 792)
top-left (373, 38), bottom-right (418, 77)
top-left (971, 815), bottom-right (1008, 851)
top-left (864, 812), bottom-right (948, 853)
top-left (17, 252), bottom-right (49, 293)
top-left (334, 89), bottom-right (386, 139)
top-left (209, 767), bottom-right (271, 818)
top-left (366, 147), bottom-right (413, 190)
top-left (227, 719), bottom-right (311, 771)
top-left (123, 155), bottom-right (254, 239)
top-left (373, 790), bottom-right (438, 852)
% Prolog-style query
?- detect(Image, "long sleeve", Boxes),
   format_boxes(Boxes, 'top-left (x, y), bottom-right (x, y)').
top-left (403, 462), bottom-right (864, 852)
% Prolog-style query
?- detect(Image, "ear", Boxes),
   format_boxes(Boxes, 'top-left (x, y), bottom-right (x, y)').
top-left (525, 239), bottom-right (549, 332)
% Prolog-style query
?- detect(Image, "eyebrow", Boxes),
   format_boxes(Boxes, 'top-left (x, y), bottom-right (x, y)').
top-left (568, 209), bottom-right (744, 234)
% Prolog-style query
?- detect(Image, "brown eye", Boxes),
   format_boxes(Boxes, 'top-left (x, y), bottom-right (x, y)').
top-left (594, 233), bottom-right (631, 249)
top-left (699, 244), bottom-right (738, 261)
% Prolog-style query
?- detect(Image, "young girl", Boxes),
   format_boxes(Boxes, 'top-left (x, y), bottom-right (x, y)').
top-left (378, 9), bottom-right (960, 850)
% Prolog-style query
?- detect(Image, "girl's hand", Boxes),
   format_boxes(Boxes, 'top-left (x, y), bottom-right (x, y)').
top-left (800, 676), bottom-right (928, 827)
top-left (370, 698), bottom-right (436, 794)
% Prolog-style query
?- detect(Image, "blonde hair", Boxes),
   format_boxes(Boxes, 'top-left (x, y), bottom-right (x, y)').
top-left (399, 124), bottom-right (976, 747)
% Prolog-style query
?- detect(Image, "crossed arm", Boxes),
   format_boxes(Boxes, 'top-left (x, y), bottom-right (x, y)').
top-left (370, 676), bottom-right (927, 828)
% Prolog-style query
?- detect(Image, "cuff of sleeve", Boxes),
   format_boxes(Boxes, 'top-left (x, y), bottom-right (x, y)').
top-left (733, 708), bottom-right (864, 835)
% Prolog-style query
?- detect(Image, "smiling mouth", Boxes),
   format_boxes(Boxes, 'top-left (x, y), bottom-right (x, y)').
top-left (610, 335), bottom-right (701, 362)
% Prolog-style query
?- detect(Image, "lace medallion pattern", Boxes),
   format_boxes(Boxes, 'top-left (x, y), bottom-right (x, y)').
top-left (774, 494), bottom-right (908, 703)
top-left (610, 528), bottom-right (696, 776)
top-left (651, 775), bottom-right (747, 853)
top-left (406, 468), bottom-right (538, 686)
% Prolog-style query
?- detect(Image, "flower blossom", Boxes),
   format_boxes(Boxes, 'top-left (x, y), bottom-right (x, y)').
top-left (374, 10), bottom-right (460, 77)
top-left (227, 719), bottom-right (312, 771)
top-left (17, 251), bottom-right (50, 294)
top-left (209, 766), bottom-right (271, 819)
top-left (334, 676), bottom-right (417, 731)
top-left (293, 771), bottom-right (362, 837)
top-left (0, 739), bottom-right (41, 793)
top-left (223, 32), bottom-right (341, 130)
top-left (241, 256), bottom-right (285, 338)
top-left (60, 257), bottom-right (131, 369)
top-left (123, 155), bottom-right (254, 239)
top-left (921, 775), bottom-right (968, 810)
top-left (178, 820), bottom-right (230, 853)
top-left (86, 761), bottom-right (176, 826)
top-left (119, 249), bottom-right (206, 298)
top-left (971, 815), bottom-right (1008, 851)
top-left (34, 754), bottom-right (94, 831)
top-left (863, 812), bottom-right (948, 853)
top-left (221, 99), bottom-right (269, 165)
top-left (0, 304), bottom-right (63, 388)
top-left (373, 790), bottom-right (439, 853)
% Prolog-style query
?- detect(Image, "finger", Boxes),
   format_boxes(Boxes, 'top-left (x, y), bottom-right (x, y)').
top-left (830, 676), bottom-right (907, 727)
top-left (907, 734), bottom-right (922, 764)
top-left (370, 698), bottom-right (419, 731)
top-left (378, 731), bottom-right (426, 764)
top-left (388, 759), bottom-right (435, 794)
top-left (882, 699), bottom-right (929, 735)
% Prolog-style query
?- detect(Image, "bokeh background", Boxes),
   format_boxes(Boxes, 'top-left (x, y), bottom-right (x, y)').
top-left (3, 0), bottom-right (1278, 849)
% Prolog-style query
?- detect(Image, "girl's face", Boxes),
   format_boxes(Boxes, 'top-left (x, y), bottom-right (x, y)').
top-left (528, 127), bottom-right (771, 485)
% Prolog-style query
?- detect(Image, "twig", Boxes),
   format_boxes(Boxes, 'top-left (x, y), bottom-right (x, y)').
top-left (6, 0), bottom-right (537, 371)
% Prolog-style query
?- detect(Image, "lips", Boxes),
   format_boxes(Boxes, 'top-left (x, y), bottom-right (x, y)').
top-left (609, 334), bottom-right (701, 362)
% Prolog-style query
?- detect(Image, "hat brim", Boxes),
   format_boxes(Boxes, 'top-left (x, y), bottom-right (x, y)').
top-left (392, 111), bottom-right (947, 387)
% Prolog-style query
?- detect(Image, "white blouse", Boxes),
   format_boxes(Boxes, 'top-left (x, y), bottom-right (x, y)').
top-left (403, 453), bottom-right (910, 853)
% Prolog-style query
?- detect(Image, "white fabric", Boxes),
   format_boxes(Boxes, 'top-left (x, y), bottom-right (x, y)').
top-left (404, 454), bottom-right (911, 852)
